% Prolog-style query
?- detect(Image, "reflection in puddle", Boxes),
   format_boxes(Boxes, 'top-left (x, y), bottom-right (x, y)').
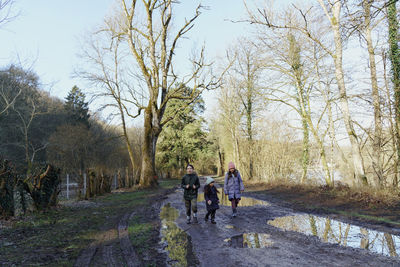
top-left (268, 214), bottom-right (400, 257)
top-left (225, 233), bottom-right (274, 248)
top-left (160, 203), bottom-right (199, 267)
top-left (197, 190), bottom-right (270, 207)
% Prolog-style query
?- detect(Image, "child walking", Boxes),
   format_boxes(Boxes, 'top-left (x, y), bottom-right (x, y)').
top-left (224, 162), bottom-right (244, 218)
top-left (204, 177), bottom-right (219, 224)
top-left (181, 164), bottom-right (200, 224)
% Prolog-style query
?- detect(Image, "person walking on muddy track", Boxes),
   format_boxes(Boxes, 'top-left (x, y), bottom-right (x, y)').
top-left (181, 164), bottom-right (200, 224)
top-left (203, 177), bottom-right (220, 224)
top-left (224, 162), bottom-right (244, 218)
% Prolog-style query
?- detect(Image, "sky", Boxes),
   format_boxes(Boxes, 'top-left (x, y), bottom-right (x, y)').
top-left (0, 0), bottom-right (255, 119)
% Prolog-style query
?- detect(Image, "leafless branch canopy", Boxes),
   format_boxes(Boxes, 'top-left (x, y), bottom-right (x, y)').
top-left (0, 0), bottom-right (19, 27)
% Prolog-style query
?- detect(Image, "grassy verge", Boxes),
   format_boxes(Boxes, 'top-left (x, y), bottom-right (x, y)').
top-left (0, 178), bottom-right (180, 266)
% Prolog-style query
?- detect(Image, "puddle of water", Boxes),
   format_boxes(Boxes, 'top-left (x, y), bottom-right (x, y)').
top-left (197, 190), bottom-right (270, 207)
top-left (268, 214), bottom-right (400, 257)
top-left (159, 203), bottom-right (199, 267)
top-left (225, 233), bottom-right (274, 248)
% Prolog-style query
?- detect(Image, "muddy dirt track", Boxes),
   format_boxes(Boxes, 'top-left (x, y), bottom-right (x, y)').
top-left (159, 177), bottom-right (400, 267)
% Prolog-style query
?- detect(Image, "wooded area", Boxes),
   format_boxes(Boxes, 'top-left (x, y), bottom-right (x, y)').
top-left (2, 0), bottom-right (400, 217)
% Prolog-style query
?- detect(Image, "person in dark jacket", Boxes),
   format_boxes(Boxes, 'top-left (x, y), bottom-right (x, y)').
top-left (181, 164), bottom-right (200, 224)
top-left (203, 177), bottom-right (219, 224)
top-left (223, 162), bottom-right (244, 218)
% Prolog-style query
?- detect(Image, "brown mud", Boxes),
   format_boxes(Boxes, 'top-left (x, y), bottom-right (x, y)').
top-left (2, 178), bottom-right (400, 266)
top-left (159, 177), bottom-right (400, 266)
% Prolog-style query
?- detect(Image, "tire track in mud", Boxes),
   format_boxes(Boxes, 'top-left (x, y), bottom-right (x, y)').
top-left (118, 212), bottom-right (141, 267)
top-left (102, 245), bottom-right (117, 267)
top-left (74, 211), bottom-right (141, 267)
top-left (74, 245), bottom-right (97, 267)
top-left (73, 188), bottom-right (174, 267)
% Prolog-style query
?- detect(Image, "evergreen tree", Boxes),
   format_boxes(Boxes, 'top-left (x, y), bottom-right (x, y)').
top-left (64, 86), bottom-right (90, 126)
top-left (157, 87), bottom-right (209, 175)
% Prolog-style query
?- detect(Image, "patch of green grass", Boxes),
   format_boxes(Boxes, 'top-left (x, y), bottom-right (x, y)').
top-left (102, 190), bottom-right (148, 202)
top-left (128, 215), bottom-right (153, 254)
top-left (159, 178), bottom-right (180, 189)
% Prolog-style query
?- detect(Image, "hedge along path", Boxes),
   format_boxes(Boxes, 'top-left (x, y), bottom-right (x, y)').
top-left (74, 211), bottom-right (141, 267)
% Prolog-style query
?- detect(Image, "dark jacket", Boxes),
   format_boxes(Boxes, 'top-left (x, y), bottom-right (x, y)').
top-left (204, 185), bottom-right (219, 211)
top-left (224, 170), bottom-right (244, 200)
top-left (181, 173), bottom-right (200, 200)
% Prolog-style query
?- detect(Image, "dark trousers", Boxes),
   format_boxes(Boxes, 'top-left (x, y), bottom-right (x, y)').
top-left (230, 198), bottom-right (240, 209)
top-left (185, 198), bottom-right (197, 216)
top-left (205, 209), bottom-right (216, 220)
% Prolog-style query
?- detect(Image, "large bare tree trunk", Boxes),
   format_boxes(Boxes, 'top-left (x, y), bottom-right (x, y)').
top-left (364, 0), bottom-right (383, 187)
top-left (244, 55), bottom-right (256, 180)
top-left (388, 0), bottom-right (400, 187)
top-left (319, 1), bottom-right (367, 185)
top-left (383, 51), bottom-right (399, 186)
top-left (231, 130), bottom-right (241, 171)
top-left (118, 102), bottom-right (138, 185)
top-left (291, 48), bottom-right (310, 184)
top-left (217, 145), bottom-right (225, 176)
top-left (140, 108), bottom-right (158, 187)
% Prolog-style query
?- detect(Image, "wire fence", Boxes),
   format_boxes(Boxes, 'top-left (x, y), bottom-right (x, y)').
top-left (59, 173), bottom-right (119, 200)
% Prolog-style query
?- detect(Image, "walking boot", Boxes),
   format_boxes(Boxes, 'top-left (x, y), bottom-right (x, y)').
top-left (186, 216), bottom-right (191, 224)
top-left (204, 215), bottom-right (209, 222)
top-left (232, 208), bottom-right (237, 218)
top-left (192, 216), bottom-right (198, 224)
top-left (211, 214), bottom-right (216, 224)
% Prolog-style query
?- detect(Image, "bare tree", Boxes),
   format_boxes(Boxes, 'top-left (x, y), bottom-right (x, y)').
top-left (317, 0), bottom-right (368, 185)
top-left (342, 0), bottom-right (386, 186)
top-left (245, 0), bottom-right (368, 185)
top-left (1, 1), bottom-right (21, 116)
top-left (224, 40), bottom-right (263, 180)
top-left (0, 0), bottom-right (18, 28)
top-left (0, 66), bottom-right (50, 174)
top-left (80, 0), bottom-right (219, 187)
top-left (257, 26), bottom-right (335, 185)
top-left (217, 81), bottom-right (243, 170)
top-left (78, 31), bottom-right (142, 184)
top-left (13, 96), bottom-right (48, 175)
top-left (359, 0), bottom-right (385, 187)
top-left (0, 72), bottom-right (21, 116)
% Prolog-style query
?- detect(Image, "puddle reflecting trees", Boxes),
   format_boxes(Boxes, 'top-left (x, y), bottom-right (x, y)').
top-left (160, 203), bottom-right (198, 267)
top-left (225, 233), bottom-right (274, 248)
top-left (268, 214), bottom-right (400, 257)
top-left (197, 191), bottom-right (270, 207)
